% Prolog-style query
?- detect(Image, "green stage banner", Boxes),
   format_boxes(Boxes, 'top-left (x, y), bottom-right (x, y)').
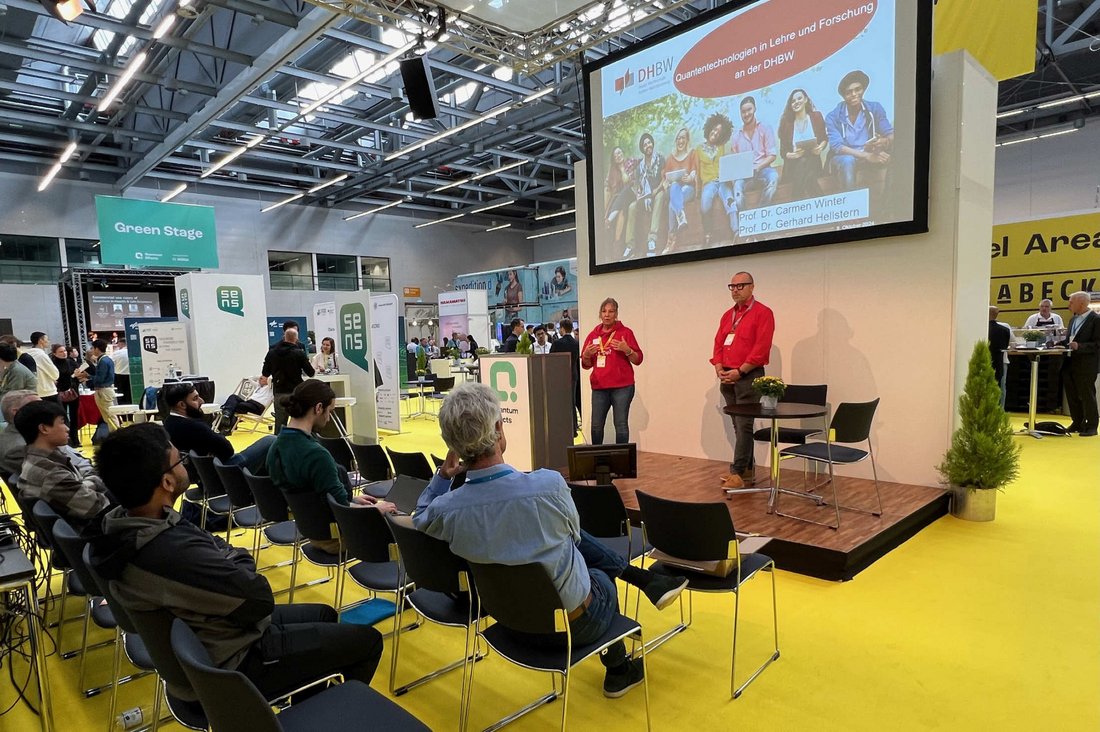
top-left (96, 195), bottom-right (219, 268)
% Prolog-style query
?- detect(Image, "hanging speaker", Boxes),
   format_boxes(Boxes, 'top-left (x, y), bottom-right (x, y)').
top-left (400, 57), bottom-right (440, 121)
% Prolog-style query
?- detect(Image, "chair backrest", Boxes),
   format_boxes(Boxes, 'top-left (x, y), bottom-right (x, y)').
top-left (31, 501), bottom-right (68, 567)
top-left (466, 561), bottom-right (564, 635)
top-left (51, 518), bottom-right (101, 604)
top-left (386, 475), bottom-right (428, 515)
top-left (16, 493), bottom-right (45, 547)
top-left (328, 496), bottom-right (392, 563)
top-left (82, 544), bottom-right (202, 709)
top-left (282, 489), bottom-right (337, 542)
top-left (430, 454), bottom-right (445, 469)
top-left (348, 442), bottom-right (393, 482)
top-left (830, 398), bottom-right (880, 444)
top-left (213, 460), bottom-right (254, 510)
top-left (635, 490), bottom-right (737, 562)
top-left (432, 376), bottom-right (455, 394)
top-left (170, 619), bottom-right (280, 732)
top-left (780, 384), bottom-right (828, 407)
top-left (386, 515), bottom-right (469, 595)
top-left (189, 452), bottom-right (226, 500)
top-left (242, 469), bottom-right (289, 523)
top-left (385, 448), bottom-right (434, 481)
top-left (317, 435), bottom-right (354, 471)
top-left (567, 482), bottom-right (629, 538)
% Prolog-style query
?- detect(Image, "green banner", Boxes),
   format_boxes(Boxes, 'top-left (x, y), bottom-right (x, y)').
top-left (339, 302), bottom-right (371, 373)
top-left (179, 288), bottom-right (191, 319)
top-left (216, 285), bottom-right (245, 317)
top-left (96, 195), bottom-right (218, 268)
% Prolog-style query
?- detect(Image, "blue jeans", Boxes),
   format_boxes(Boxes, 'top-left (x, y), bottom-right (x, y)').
top-left (227, 435), bottom-right (276, 474)
top-left (733, 167), bottom-right (779, 215)
top-left (700, 180), bottom-right (736, 235)
top-left (527, 530), bottom-right (629, 669)
top-left (591, 385), bottom-right (635, 445)
top-left (667, 182), bottom-right (696, 233)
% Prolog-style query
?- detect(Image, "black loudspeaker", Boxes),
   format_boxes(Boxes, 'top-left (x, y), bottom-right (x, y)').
top-left (400, 56), bottom-right (440, 120)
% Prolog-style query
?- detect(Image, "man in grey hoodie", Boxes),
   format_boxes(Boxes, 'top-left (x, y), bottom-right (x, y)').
top-left (86, 422), bottom-right (383, 700)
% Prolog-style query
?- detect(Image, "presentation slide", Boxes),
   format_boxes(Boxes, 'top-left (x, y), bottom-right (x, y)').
top-left (585, 0), bottom-right (929, 271)
top-left (89, 292), bottom-right (162, 333)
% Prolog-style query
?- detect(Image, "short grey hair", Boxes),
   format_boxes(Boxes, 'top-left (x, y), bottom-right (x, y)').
top-left (1068, 291), bottom-right (1089, 304)
top-left (1, 390), bottom-right (38, 423)
top-left (438, 382), bottom-right (501, 463)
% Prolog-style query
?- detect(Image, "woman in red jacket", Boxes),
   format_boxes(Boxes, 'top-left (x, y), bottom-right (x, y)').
top-left (581, 298), bottom-right (643, 444)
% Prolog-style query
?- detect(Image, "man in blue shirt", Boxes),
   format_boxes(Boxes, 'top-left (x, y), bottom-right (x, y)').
top-left (825, 69), bottom-right (894, 193)
top-left (77, 338), bottom-right (119, 432)
top-left (414, 382), bottom-right (687, 699)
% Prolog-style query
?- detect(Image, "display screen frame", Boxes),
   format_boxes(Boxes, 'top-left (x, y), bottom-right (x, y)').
top-left (87, 291), bottom-right (163, 333)
top-left (582, 0), bottom-right (932, 275)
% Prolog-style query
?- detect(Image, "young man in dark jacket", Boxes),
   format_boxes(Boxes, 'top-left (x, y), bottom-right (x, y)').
top-left (260, 328), bottom-right (314, 434)
top-left (161, 382), bottom-right (274, 473)
top-left (86, 422), bottom-right (383, 700)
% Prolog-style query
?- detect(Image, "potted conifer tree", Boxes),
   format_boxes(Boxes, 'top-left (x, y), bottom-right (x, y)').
top-left (936, 341), bottom-right (1021, 521)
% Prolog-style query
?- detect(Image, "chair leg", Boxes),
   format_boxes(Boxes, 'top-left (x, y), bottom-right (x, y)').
top-left (288, 541), bottom-right (300, 604)
top-left (387, 585), bottom-right (406, 694)
top-left (106, 628), bottom-right (122, 732)
top-left (731, 565), bottom-right (781, 699)
top-left (150, 675), bottom-right (163, 732)
top-left (637, 628), bottom-right (652, 732)
top-left (77, 599), bottom-right (92, 689)
top-left (56, 568), bottom-right (70, 651)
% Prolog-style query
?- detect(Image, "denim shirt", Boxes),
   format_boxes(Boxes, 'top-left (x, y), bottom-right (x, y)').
top-left (91, 355), bottom-right (115, 389)
top-left (413, 464), bottom-right (591, 611)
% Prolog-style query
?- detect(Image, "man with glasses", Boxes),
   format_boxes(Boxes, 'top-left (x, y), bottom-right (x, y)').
top-left (87, 423), bottom-right (384, 702)
top-left (825, 69), bottom-right (894, 193)
top-left (711, 272), bottom-right (775, 489)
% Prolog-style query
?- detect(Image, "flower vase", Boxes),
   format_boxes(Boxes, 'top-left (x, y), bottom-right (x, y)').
top-left (760, 395), bottom-right (779, 411)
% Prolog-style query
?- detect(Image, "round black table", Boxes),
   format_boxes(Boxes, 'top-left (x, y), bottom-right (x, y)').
top-left (722, 401), bottom-right (829, 511)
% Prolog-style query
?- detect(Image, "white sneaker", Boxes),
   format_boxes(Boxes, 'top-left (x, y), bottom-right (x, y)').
top-left (621, 247), bottom-right (633, 259)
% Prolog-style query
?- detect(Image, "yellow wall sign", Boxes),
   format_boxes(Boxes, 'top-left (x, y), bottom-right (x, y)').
top-left (933, 0), bottom-right (1035, 81)
top-left (990, 212), bottom-right (1100, 322)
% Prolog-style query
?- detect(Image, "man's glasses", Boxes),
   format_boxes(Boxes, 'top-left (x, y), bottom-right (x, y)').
top-left (165, 451), bottom-right (189, 474)
top-left (728, 283), bottom-right (753, 291)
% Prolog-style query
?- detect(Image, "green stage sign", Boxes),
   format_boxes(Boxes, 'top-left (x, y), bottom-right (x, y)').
top-left (96, 195), bottom-right (219, 268)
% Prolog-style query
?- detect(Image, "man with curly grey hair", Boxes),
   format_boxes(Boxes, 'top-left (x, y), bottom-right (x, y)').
top-left (413, 381), bottom-right (688, 699)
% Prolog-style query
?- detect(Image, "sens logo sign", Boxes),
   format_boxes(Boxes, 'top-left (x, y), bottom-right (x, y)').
top-left (216, 286), bottom-right (244, 317)
top-left (339, 303), bottom-right (370, 372)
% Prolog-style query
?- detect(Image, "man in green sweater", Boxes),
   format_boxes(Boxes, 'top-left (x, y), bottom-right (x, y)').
top-left (267, 380), bottom-right (395, 553)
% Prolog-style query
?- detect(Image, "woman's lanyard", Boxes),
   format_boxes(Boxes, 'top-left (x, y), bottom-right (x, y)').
top-left (464, 467), bottom-right (515, 485)
top-left (598, 325), bottom-right (619, 355)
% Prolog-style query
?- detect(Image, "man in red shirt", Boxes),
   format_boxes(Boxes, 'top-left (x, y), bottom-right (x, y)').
top-left (710, 272), bottom-right (775, 488)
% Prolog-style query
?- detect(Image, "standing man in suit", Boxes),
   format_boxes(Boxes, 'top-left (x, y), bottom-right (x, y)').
top-left (550, 319), bottom-right (581, 435)
top-left (988, 306), bottom-right (1012, 408)
top-left (1061, 291), bottom-right (1100, 436)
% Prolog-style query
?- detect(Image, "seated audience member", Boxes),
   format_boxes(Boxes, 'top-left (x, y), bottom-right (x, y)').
top-left (14, 400), bottom-right (111, 525)
top-left (87, 423), bottom-right (384, 701)
top-left (218, 380), bottom-right (275, 435)
top-left (1, 391), bottom-right (94, 478)
top-left (0, 335), bottom-right (37, 374)
top-left (0, 342), bottom-right (38, 402)
top-left (267, 380), bottom-right (395, 552)
top-left (161, 382), bottom-right (274, 474)
top-left (414, 382), bottom-right (688, 698)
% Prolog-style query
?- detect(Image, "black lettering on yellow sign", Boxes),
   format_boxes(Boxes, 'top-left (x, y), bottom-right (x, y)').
top-left (1021, 231), bottom-right (1100, 255)
top-left (994, 276), bottom-right (1098, 307)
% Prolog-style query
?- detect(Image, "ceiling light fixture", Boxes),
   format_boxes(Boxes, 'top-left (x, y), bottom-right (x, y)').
top-left (344, 198), bottom-right (405, 221)
top-left (37, 162), bottom-right (63, 192)
top-left (262, 174), bottom-right (349, 213)
top-left (38, 0), bottom-right (89, 23)
top-left (162, 183), bottom-right (186, 202)
top-left (521, 87), bottom-right (554, 104)
top-left (152, 15), bottom-right (176, 39)
top-left (471, 198), bottom-right (514, 214)
top-left (59, 141), bottom-right (77, 163)
top-left (556, 182), bottom-right (575, 191)
top-left (995, 127), bottom-right (1080, 147)
top-left (414, 211), bottom-right (466, 228)
top-left (97, 50), bottom-right (148, 111)
top-left (534, 207), bottom-right (574, 221)
top-left (485, 223), bottom-right (511, 232)
top-left (200, 144), bottom-right (248, 178)
top-left (526, 226), bottom-right (576, 240)
top-left (432, 159), bottom-right (524, 192)
top-left (261, 193), bottom-right (304, 213)
top-left (308, 173), bottom-right (348, 193)
top-left (386, 102), bottom-right (513, 160)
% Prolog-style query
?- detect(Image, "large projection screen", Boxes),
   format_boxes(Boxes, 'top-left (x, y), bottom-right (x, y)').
top-left (584, 0), bottom-right (931, 273)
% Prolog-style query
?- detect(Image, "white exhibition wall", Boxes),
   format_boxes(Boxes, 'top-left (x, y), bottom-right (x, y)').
top-left (575, 51), bottom-right (997, 487)
top-left (993, 121), bottom-right (1100, 224)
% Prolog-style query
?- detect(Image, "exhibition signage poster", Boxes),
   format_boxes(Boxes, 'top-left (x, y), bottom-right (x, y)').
top-left (990, 212), bottom-right (1100, 317)
top-left (333, 292), bottom-right (378, 442)
top-left (486, 355), bottom-right (533, 472)
top-left (96, 196), bottom-right (219, 268)
top-left (313, 302), bottom-right (337, 348)
top-left (370, 294), bottom-right (401, 432)
top-left (124, 317), bottom-right (174, 403)
top-left (216, 285), bottom-right (245, 317)
top-left (453, 266), bottom-right (538, 312)
top-left (138, 322), bottom-right (191, 399)
top-left (267, 315), bottom-right (308, 347)
top-left (179, 288), bottom-right (191, 319)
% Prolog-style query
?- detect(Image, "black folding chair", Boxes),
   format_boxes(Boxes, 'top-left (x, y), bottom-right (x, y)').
top-left (31, 501), bottom-right (84, 652)
top-left (170, 619), bottom-right (430, 732)
top-left (327, 497), bottom-right (412, 620)
top-left (567, 481), bottom-right (647, 563)
top-left (385, 476), bottom-right (429, 516)
top-left (466, 561), bottom-right (651, 731)
top-left (385, 447), bottom-right (435, 481)
top-left (776, 398), bottom-right (882, 527)
top-left (188, 452), bottom-right (232, 532)
top-left (243, 469), bottom-right (328, 597)
top-left (282, 489), bottom-right (345, 606)
top-left (317, 435), bottom-right (354, 471)
top-left (214, 460), bottom-right (267, 553)
top-left (84, 547), bottom-right (207, 731)
top-left (348, 442), bottom-right (394, 499)
top-left (635, 490), bottom-right (779, 699)
top-left (385, 514), bottom-right (482, 707)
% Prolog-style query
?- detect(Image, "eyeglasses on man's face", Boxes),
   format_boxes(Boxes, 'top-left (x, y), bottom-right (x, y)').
top-left (166, 450), bottom-right (189, 474)
top-left (728, 282), bottom-right (753, 291)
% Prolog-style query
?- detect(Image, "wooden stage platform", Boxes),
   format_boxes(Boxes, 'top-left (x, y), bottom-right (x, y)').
top-left (609, 452), bottom-right (949, 581)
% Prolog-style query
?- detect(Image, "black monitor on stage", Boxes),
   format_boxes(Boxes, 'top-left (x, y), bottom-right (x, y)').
top-left (567, 443), bottom-right (638, 486)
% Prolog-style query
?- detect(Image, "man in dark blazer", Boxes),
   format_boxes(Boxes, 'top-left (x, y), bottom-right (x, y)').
top-left (1061, 291), bottom-right (1100, 436)
top-left (988, 306), bottom-right (1011, 408)
top-left (549, 318), bottom-right (581, 435)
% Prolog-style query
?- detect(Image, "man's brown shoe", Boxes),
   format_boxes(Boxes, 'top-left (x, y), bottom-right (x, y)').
top-left (720, 474), bottom-right (745, 489)
top-left (739, 469), bottom-right (756, 487)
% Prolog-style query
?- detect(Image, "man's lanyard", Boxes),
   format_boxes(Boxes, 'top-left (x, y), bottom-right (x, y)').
top-left (464, 467), bottom-right (515, 485)
top-left (731, 300), bottom-right (755, 333)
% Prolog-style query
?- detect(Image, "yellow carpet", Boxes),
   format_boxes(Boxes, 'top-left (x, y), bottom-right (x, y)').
top-left (1, 413), bottom-right (1097, 730)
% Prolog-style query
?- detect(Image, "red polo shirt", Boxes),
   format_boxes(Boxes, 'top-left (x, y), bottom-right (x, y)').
top-left (710, 297), bottom-right (774, 370)
top-left (582, 322), bottom-right (643, 390)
